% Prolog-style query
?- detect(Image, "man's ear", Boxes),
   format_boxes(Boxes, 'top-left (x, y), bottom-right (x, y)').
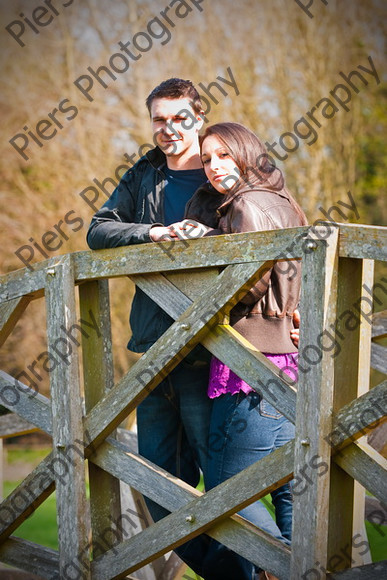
top-left (195, 113), bottom-right (205, 132)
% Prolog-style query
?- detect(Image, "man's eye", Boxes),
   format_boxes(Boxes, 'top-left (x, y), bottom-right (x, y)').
top-left (202, 159), bottom-right (210, 165)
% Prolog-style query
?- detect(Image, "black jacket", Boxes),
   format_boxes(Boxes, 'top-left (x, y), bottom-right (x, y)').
top-left (87, 147), bottom-right (176, 353)
top-left (87, 147), bottom-right (221, 355)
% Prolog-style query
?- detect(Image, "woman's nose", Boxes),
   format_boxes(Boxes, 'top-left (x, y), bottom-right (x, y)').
top-left (210, 156), bottom-right (220, 169)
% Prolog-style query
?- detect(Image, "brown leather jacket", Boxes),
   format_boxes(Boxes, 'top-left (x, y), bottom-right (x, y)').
top-left (185, 182), bottom-right (304, 353)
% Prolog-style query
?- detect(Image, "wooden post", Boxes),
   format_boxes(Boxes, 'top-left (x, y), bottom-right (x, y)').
top-left (327, 258), bottom-right (374, 569)
top-left (45, 255), bottom-right (91, 579)
top-left (290, 226), bottom-right (339, 578)
top-left (79, 280), bottom-right (122, 561)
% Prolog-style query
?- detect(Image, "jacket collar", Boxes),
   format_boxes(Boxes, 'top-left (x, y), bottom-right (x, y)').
top-left (145, 146), bottom-right (167, 171)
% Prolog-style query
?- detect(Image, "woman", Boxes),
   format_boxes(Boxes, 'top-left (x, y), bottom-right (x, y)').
top-left (178, 122), bottom-right (307, 579)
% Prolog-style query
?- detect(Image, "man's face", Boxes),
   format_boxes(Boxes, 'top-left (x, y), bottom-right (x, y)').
top-left (150, 97), bottom-right (204, 159)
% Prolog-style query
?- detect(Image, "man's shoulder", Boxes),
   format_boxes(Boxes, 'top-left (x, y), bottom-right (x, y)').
top-left (122, 147), bottom-right (166, 184)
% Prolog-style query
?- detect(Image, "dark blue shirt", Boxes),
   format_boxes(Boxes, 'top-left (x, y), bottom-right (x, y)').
top-left (164, 167), bottom-right (206, 225)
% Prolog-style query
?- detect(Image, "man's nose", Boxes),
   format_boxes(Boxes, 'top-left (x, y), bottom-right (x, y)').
top-left (163, 121), bottom-right (178, 136)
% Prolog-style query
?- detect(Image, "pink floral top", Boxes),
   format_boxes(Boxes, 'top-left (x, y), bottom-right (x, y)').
top-left (208, 353), bottom-right (298, 398)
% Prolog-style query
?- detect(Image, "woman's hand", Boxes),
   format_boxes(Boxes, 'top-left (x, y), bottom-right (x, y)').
top-left (168, 219), bottom-right (211, 239)
top-left (290, 309), bottom-right (300, 348)
top-left (149, 226), bottom-right (177, 241)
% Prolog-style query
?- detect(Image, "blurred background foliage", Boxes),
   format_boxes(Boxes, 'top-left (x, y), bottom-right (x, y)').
top-left (0, 0), bottom-right (386, 391)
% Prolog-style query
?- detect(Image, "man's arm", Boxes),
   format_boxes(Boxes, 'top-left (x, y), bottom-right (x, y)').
top-left (86, 169), bottom-right (160, 250)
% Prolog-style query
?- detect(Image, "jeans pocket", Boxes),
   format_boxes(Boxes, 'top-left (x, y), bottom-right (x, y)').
top-left (259, 398), bottom-right (282, 419)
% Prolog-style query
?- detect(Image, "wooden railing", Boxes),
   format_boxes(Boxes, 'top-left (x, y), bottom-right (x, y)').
top-left (0, 223), bottom-right (386, 579)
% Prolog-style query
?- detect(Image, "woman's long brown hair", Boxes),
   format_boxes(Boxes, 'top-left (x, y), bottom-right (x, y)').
top-left (200, 122), bottom-right (308, 225)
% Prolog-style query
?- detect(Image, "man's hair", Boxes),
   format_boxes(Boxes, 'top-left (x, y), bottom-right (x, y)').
top-left (145, 78), bottom-right (203, 116)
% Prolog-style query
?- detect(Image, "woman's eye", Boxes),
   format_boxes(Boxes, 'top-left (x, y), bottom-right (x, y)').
top-left (202, 159), bottom-right (210, 165)
top-left (220, 152), bottom-right (229, 158)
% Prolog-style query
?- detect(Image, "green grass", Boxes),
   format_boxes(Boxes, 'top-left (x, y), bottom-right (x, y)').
top-left (3, 481), bottom-right (58, 550)
top-left (5, 447), bottom-right (50, 464)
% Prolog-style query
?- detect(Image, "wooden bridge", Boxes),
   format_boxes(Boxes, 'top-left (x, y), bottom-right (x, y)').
top-left (0, 223), bottom-right (386, 579)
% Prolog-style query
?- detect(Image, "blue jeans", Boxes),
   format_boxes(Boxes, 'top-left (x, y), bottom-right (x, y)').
top-left (205, 391), bottom-right (295, 572)
top-left (137, 359), bottom-right (255, 579)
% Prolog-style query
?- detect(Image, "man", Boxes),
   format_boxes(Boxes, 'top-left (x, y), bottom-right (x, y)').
top-left (87, 78), bottom-right (253, 579)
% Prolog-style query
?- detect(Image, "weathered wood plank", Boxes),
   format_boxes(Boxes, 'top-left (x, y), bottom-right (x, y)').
top-left (290, 229), bottom-right (339, 578)
top-left (0, 414), bottom-right (38, 438)
top-left (0, 227), bottom-right (310, 302)
top-left (0, 265), bottom-right (47, 305)
top-left (85, 261), bottom-right (272, 449)
top-left (0, 371), bottom-right (52, 434)
top-left (338, 223), bottom-right (387, 261)
top-left (371, 342), bottom-right (387, 374)
top-left (0, 296), bottom-right (31, 347)
top-left (328, 380), bottom-right (387, 450)
top-left (2, 223), bottom-right (386, 303)
top-left (45, 255), bottom-right (91, 578)
top-left (328, 258), bottom-right (373, 568)
top-left (131, 272), bottom-right (296, 423)
top-left (91, 435), bottom-right (292, 578)
top-left (91, 441), bottom-right (294, 580)
top-left (0, 536), bottom-right (59, 579)
top-left (79, 280), bottom-right (122, 560)
top-left (74, 226), bottom-right (308, 280)
top-left (334, 441), bottom-right (387, 505)
top-left (372, 310), bottom-right (387, 339)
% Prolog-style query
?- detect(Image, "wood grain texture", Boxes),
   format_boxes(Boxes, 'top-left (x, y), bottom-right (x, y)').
top-left (91, 441), bottom-right (294, 579)
top-left (132, 271), bottom-right (297, 422)
top-left (45, 255), bottom-right (91, 578)
top-left (334, 441), bottom-right (387, 505)
top-left (290, 229), bottom-right (339, 578)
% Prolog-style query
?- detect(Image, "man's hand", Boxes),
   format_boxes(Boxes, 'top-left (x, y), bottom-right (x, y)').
top-left (290, 309), bottom-right (300, 348)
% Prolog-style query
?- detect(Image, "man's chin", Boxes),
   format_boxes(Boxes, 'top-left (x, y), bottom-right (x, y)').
top-left (158, 141), bottom-right (181, 156)
top-left (163, 146), bottom-right (181, 156)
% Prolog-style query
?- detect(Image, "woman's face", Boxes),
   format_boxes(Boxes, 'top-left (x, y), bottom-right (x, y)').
top-left (201, 135), bottom-right (240, 193)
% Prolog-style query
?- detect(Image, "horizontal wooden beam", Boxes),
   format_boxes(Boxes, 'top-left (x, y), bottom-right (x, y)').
top-left (338, 223), bottom-right (387, 261)
top-left (0, 227), bottom-right (309, 302)
top-left (1, 224), bottom-right (385, 304)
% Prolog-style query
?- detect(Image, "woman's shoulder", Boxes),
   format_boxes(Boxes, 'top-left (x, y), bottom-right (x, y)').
top-left (230, 188), bottom-right (302, 228)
